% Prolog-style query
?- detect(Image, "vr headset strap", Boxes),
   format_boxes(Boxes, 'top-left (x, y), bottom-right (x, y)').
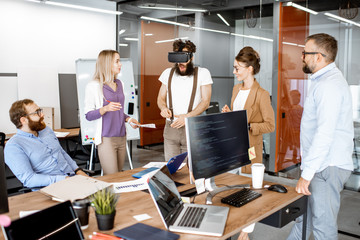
top-left (168, 67), bottom-right (198, 122)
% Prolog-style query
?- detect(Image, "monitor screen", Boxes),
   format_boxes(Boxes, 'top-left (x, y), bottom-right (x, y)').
top-left (0, 146), bottom-right (9, 214)
top-left (185, 110), bottom-right (250, 180)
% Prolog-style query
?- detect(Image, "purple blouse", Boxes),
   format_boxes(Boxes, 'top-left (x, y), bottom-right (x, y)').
top-left (85, 79), bottom-right (129, 137)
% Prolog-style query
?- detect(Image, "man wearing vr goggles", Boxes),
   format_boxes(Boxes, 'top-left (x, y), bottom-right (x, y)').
top-left (157, 39), bottom-right (213, 162)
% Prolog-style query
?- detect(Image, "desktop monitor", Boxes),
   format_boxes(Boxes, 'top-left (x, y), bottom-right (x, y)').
top-left (185, 110), bottom-right (251, 202)
top-left (186, 110), bottom-right (250, 180)
top-left (0, 146), bottom-right (9, 214)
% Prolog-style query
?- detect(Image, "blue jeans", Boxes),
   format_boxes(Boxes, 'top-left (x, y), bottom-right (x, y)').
top-left (287, 166), bottom-right (351, 240)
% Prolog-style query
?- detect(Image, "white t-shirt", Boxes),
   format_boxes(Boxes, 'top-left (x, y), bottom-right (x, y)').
top-left (159, 67), bottom-right (213, 119)
top-left (233, 89), bottom-right (251, 111)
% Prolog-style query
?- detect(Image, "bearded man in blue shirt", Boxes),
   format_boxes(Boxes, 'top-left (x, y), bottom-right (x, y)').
top-left (287, 34), bottom-right (354, 240)
top-left (5, 99), bottom-right (88, 189)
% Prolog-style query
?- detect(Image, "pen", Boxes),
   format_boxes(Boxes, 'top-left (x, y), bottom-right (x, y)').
top-left (92, 232), bottom-right (124, 240)
top-left (103, 97), bottom-right (111, 103)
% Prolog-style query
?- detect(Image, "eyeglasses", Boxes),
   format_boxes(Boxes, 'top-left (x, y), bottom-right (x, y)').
top-left (302, 51), bottom-right (326, 58)
top-left (233, 64), bottom-right (247, 72)
top-left (27, 108), bottom-right (43, 117)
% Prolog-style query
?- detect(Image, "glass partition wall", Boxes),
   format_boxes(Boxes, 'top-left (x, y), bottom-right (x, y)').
top-left (276, 0), bottom-right (360, 191)
top-left (116, 0), bottom-right (359, 191)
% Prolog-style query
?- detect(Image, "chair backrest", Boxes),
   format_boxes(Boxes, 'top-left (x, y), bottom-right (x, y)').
top-left (3, 201), bottom-right (84, 240)
top-left (0, 146), bottom-right (9, 214)
top-left (0, 132), bottom-right (5, 147)
top-left (206, 102), bottom-right (220, 114)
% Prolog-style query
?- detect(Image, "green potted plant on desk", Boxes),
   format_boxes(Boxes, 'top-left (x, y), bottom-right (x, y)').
top-left (90, 188), bottom-right (119, 231)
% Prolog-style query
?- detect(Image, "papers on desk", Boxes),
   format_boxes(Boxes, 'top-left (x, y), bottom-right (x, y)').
top-left (112, 178), bottom-right (148, 193)
top-left (40, 175), bottom-right (112, 202)
top-left (54, 131), bottom-right (70, 137)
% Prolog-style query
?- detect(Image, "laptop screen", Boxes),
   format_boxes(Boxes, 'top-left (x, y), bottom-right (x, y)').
top-left (148, 167), bottom-right (183, 227)
top-left (3, 201), bottom-right (84, 240)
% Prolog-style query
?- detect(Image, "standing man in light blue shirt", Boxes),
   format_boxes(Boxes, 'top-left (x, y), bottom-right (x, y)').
top-left (287, 34), bottom-right (354, 240)
top-left (5, 99), bottom-right (88, 189)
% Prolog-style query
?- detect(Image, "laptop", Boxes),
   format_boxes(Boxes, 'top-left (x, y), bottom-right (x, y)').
top-left (133, 152), bottom-right (188, 179)
top-left (2, 201), bottom-right (84, 240)
top-left (167, 152), bottom-right (187, 174)
top-left (147, 166), bottom-right (229, 237)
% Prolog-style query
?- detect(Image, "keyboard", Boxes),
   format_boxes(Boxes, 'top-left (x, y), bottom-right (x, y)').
top-left (178, 206), bottom-right (207, 228)
top-left (221, 188), bottom-right (262, 207)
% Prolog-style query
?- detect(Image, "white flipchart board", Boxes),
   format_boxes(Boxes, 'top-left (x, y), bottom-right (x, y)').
top-left (75, 58), bottom-right (139, 145)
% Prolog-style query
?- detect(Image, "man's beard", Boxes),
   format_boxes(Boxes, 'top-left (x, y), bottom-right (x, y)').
top-left (175, 61), bottom-right (194, 76)
top-left (302, 61), bottom-right (313, 74)
top-left (28, 116), bottom-right (46, 132)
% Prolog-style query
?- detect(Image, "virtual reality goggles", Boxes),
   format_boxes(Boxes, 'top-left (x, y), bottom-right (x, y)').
top-left (168, 52), bottom-right (193, 63)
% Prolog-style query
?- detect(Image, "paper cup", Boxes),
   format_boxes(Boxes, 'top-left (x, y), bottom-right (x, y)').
top-left (251, 163), bottom-right (265, 189)
top-left (73, 199), bottom-right (90, 230)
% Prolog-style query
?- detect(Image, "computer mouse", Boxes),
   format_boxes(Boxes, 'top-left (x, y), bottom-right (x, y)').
top-left (268, 184), bottom-right (288, 193)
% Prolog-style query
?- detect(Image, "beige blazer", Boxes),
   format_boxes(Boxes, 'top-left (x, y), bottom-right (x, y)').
top-left (230, 80), bottom-right (275, 173)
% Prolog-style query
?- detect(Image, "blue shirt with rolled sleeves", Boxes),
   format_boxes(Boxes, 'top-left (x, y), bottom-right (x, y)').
top-left (300, 62), bottom-right (354, 181)
top-left (4, 127), bottom-right (79, 188)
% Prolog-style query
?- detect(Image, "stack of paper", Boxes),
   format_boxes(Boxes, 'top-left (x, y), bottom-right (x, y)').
top-left (40, 175), bottom-right (112, 202)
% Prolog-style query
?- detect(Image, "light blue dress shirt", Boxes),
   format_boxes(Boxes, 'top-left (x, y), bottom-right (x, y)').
top-left (4, 127), bottom-right (79, 188)
top-left (300, 62), bottom-right (354, 181)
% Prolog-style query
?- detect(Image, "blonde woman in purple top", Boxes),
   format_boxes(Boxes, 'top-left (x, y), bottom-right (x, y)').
top-left (84, 50), bottom-right (139, 175)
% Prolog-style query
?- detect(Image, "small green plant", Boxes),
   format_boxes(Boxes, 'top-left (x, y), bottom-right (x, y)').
top-left (90, 188), bottom-right (119, 215)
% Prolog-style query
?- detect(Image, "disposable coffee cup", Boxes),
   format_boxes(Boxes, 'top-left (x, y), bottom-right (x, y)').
top-left (251, 163), bottom-right (265, 189)
top-left (73, 199), bottom-right (90, 230)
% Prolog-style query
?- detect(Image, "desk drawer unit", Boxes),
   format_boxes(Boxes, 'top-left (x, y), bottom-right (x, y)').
top-left (260, 196), bottom-right (307, 228)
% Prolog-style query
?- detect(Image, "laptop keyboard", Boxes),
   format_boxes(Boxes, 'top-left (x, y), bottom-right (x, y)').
top-left (221, 188), bottom-right (262, 207)
top-left (178, 206), bottom-right (207, 228)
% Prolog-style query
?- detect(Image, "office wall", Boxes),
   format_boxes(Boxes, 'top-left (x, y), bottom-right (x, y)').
top-left (0, 0), bottom-right (116, 133)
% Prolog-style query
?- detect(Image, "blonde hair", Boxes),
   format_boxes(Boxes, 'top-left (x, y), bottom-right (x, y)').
top-left (93, 49), bottom-right (119, 93)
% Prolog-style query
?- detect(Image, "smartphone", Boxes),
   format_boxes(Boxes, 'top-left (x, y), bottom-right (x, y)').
top-left (128, 102), bottom-right (134, 115)
top-left (132, 167), bottom-right (158, 179)
top-left (179, 187), bottom-right (197, 197)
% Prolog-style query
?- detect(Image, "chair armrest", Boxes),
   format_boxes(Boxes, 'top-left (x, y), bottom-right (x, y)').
top-left (82, 168), bottom-right (95, 176)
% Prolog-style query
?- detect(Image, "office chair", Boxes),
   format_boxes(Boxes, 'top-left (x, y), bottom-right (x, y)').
top-left (0, 132), bottom-right (5, 147)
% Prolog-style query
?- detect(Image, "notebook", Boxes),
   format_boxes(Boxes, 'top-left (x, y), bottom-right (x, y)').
top-left (147, 166), bottom-right (229, 237)
top-left (114, 223), bottom-right (179, 240)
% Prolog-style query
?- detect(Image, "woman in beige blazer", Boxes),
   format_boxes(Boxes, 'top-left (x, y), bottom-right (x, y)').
top-left (222, 47), bottom-right (275, 174)
top-left (223, 47), bottom-right (275, 240)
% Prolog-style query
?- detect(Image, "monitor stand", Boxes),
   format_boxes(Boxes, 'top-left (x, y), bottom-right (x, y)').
top-left (204, 177), bottom-right (249, 204)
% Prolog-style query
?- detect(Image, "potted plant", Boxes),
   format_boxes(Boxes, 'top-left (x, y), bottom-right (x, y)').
top-left (90, 187), bottom-right (119, 231)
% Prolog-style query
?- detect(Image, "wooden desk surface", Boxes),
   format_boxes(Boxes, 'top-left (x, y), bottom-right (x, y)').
top-left (1, 167), bottom-right (304, 240)
top-left (5, 128), bottom-right (79, 140)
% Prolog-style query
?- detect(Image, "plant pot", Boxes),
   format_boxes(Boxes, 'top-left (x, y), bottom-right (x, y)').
top-left (95, 211), bottom-right (116, 231)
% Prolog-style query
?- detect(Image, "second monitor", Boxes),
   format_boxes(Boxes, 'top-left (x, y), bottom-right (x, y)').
top-left (185, 110), bottom-right (251, 203)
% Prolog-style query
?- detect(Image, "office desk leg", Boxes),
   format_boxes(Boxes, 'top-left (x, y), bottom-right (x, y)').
top-left (302, 196), bottom-right (308, 240)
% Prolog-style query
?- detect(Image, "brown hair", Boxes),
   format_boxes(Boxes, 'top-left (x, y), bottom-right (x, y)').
top-left (306, 33), bottom-right (337, 62)
top-left (173, 39), bottom-right (196, 53)
top-left (9, 99), bottom-right (34, 129)
top-left (235, 46), bottom-right (261, 75)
